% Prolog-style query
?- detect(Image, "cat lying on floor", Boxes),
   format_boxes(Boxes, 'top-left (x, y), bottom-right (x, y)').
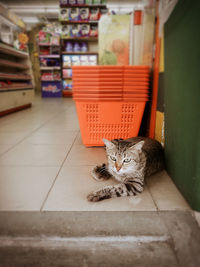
top-left (87, 137), bottom-right (164, 202)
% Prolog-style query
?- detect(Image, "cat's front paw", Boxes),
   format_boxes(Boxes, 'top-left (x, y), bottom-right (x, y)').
top-left (87, 192), bottom-right (102, 202)
top-left (91, 164), bottom-right (112, 181)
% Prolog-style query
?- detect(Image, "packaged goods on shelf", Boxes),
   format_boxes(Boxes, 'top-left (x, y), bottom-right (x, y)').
top-left (59, 8), bottom-right (70, 21)
top-left (42, 81), bottom-right (62, 97)
top-left (63, 55), bottom-right (72, 67)
top-left (80, 24), bottom-right (90, 37)
top-left (80, 8), bottom-right (90, 21)
top-left (90, 8), bottom-right (100, 20)
top-left (71, 55), bottom-right (80, 65)
top-left (70, 24), bottom-right (81, 37)
top-left (40, 58), bottom-right (60, 67)
top-left (61, 25), bottom-right (71, 37)
top-left (65, 41), bottom-right (73, 52)
top-left (77, 0), bottom-right (86, 4)
top-left (39, 31), bottom-right (51, 44)
top-left (70, 8), bottom-right (80, 21)
top-left (63, 79), bottom-right (73, 90)
top-left (80, 55), bottom-right (89, 65)
top-left (68, 0), bottom-right (77, 4)
top-left (63, 68), bottom-right (72, 77)
top-left (100, 7), bottom-right (109, 17)
top-left (89, 24), bottom-right (98, 37)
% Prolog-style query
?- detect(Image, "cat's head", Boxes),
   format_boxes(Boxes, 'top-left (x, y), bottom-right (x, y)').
top-left (103, 138), bottom-right (144, 175)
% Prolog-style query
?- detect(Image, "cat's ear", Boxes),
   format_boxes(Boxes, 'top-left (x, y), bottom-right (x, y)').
top-left (102, 138), bottom-right (115, 149)
top-left (130, 140), bottom-right (144, 152)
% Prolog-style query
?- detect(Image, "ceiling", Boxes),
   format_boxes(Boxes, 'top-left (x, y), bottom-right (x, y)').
top-left (0, 0), bottom-right (152, 30)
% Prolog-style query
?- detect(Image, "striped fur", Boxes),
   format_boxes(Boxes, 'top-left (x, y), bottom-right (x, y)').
top-left (87, 137), bottom-right (164, 202)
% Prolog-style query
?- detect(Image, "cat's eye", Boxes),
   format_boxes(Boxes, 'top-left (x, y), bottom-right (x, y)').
top-left (110, 156), bottom-right (116, 161)
top-left (124, 158), bottom-right (131, 163)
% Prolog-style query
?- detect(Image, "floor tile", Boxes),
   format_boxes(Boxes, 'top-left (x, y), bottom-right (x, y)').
top-left (146, 170), bottom-right (190, 210)
top-left (0, 132), bottom-right (28, 145)
top-left (0, 145), bottom-right (13, 156)
top-left (64, 145), bottom-right (107, 166)
top-left (43, 166), bottom-right (156, 211)
top-left (74, 131), bottom-right (83, 145)
top-left (0, 143), bottom-right (72, 166)
top-left (0, 166), bottom-right (59, 211)
top-left (23, 131), bottom-right (78, 145)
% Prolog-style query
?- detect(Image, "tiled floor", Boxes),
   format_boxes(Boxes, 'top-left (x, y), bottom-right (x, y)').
top-left (0, 96), bottom-right (190, 211)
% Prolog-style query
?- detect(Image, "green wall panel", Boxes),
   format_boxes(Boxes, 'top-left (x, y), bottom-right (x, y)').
top-left (165, 0), bottom-right (200, 210)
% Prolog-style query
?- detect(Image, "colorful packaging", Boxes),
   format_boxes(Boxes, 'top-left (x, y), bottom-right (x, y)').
top-left (42, 81), bottom-right (62, 97)
top-left (80, 24), bottom-right (90, 37)
top-left (62, 68), bottom-right (72, 77)
top-left (80, 55), bottom-right (89, 65)
top-left (85, 0), bottom-right (93, 4)
top-left (63, 79), bottom-right (73, 90)
top-left (60, 0), bottom-right (68, 5)
top-left (70, 24), bottom-right (81, 37)
top-left (59, 8), bottom-right (70, 21)
top-left (77, 0), bottom-right (85, 4)
top-left (51, 35), bottom-right (60, 45)
top-left (80, 42), bottom-right (88, 52)
top-left (53, 71), bottom-right (61, 80)
top-left (73, 42), bottom-right (81, 52)
top-left (63, 55), bottom-right (72, 67)
top-left (41, 71), bottom-right (53, 81)
top-left (79, 8), bottom-right (90, 21)
top-left (65, 41), bottom-right (73, 52)
top-left (69, 8), bottom-right (80, 21)
top-left (89, 24), bottom-right (98, 37)
top-left (90, 8), bottom-right (100, 21)
top-left (71, 55), bottom-right (80, 65)
top-left (68, 0), bottom-right (77, 5)
top-left (92, 0), bottom-right (101, 4)
top-left (61, 25), bottom-right (71, 38)
top-left (38, 31), bottom-right (51, 44)
top-left (89, 55), bottom-right (97, 65)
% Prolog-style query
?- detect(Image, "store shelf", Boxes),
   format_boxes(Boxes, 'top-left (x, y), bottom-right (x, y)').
top-left (60, 4), bottom-right (106, 8)
top-left (63, 76), bottom-right (72, 79)
top-left (63, 90), bottom-right (73, 97)
top-left (0, 85), bottom-right (33, 92)
top-left (60, 20), bottom-right (98, 24)
top-left (0, 59), bottom-right (29, 69)
top-left (62, 66), bottom-right (72, 69)
top-left (38, 43), bottom-right (60, 46)
top-left (0, 43), bottom-right (28, 58)
top-left (0, 73), bottom-right (32, 80)
top-left (40, 66), bottom-right (61, 70)
top-left (41, 79), bottom-right (61, 82)
top-left (39, 55), bottom-right (60, 58)
top-left (62, 51), bottom-right (98, 55)
top-left (61, 37), bottom-right (98, 41)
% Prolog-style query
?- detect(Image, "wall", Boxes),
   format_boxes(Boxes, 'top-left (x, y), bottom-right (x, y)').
top-left (164, 0), bottom-right (200, 210)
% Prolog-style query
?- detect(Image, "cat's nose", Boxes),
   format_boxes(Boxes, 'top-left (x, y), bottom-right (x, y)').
top-left (115, 164), bottom-right (122, 172)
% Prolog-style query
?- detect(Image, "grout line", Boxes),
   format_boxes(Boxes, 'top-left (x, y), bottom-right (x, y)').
top-left (40, 131), bottom-right (80, 211)
top-left (145, 182), bottom-right (159, 211)
top-left (0, 102), bottom-right (75, 159)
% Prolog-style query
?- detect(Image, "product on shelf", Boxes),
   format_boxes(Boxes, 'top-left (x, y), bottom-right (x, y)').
top-left (59, 8), bottom-right (70, 20)
top-left (73, 41), bottom-right (81, 52)
top-left (51, 35), bottom-right (60, 46)
top-left (63, 55), bottom-right (72, 67)
top-left (80, 24), bottom-right (90, 37)
top-left (70, 24), bottom-right (81, 37)
top-left (89, 24), bottom-right (98, 37)
top-left (81, 42), bottom-right (88, 52)
top-left (40, 58), bottom-right (60, 67)
top-left (77, 0), bottom-right (86, 4)
top-left (90, 8), bottom-right (100, 20)
top-left (39, 31), bottom-right (51, 44)
top-left (80, 55), bottom-right (89, 65)
top-left (63, 79), bottom-right (73, 90)
top-left (65, 41), bottom-right (73, 52)
top-left (79, 8), bottom-right (90, 21)
top-left (42, 81), bottom-right (62, 97)
top-left (88, 55), bottom-right (98, 65)
top-left (61, 25), bottom-right (71, 37)
top-left (71, 55), bottom-right (80, 65)
top-left (63, 68), bottom-right (72, 77)
top-left (70, 8), bottom-right (80, 21)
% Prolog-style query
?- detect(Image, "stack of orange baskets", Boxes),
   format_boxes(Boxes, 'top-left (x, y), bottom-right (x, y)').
top-left (72, 66), bottom-right (150, 147)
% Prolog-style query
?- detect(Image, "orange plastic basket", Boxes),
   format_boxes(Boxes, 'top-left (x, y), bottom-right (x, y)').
top-left (75, 101), bottom-right (147, 147)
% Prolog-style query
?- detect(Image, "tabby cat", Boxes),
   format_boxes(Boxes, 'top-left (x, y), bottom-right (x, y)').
top-left (87, 137), bottom-right (164, 202)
